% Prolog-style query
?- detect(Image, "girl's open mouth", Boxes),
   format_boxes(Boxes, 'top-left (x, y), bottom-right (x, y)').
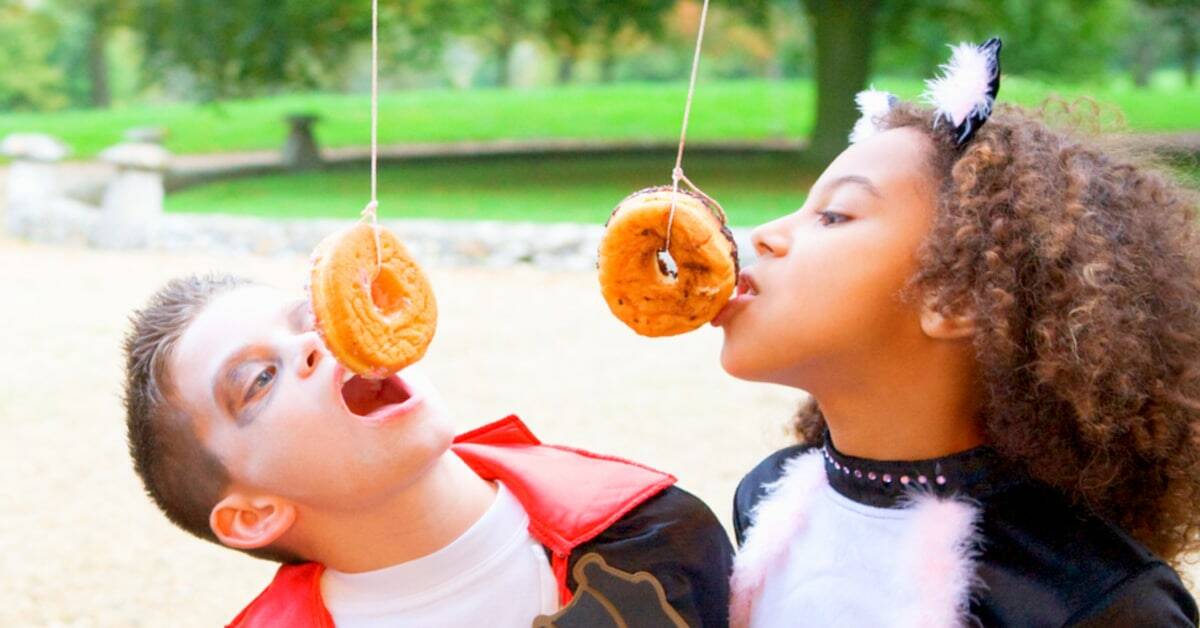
top-left (338, 369), bottom-right (421, 422)
top-left (712, 271), bottom-right (759, 327)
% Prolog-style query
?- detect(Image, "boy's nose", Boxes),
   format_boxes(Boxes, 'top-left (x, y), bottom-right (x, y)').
top-left (295, 332), bottom-right (324, 379)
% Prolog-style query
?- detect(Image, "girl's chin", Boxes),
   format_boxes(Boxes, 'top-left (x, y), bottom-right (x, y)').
top-left (719, 346), bottom-right (764, 382)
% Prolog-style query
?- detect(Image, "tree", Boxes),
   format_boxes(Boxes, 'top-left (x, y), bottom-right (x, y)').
top-left (542, 1), bottom-right (593, 83)
top-left (1141, 0), bottom-right (1199, 87)
top-left (445, 0), bottom-right (543, 87)
top-left (0, 1), bottom-right (66, 111)
top-left (802, 0), bottom-right (879, 164)
top-left (732, 0), bottom-right (1130, 164)
top-left (48, 0), bottom-right (134, 108)
top-left (539, 0), bottom-right (673, 84)
top-left (129, 0), bottom-right (370, 100)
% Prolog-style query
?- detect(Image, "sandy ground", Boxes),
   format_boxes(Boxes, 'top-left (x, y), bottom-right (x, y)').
top-left (4, 233), bottom-right (1198, 626)
top-left (0, 235), bottom-right (801, 626)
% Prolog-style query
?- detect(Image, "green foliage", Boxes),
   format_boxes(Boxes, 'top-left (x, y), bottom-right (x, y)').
top-left (0, 2), bottom-right (66, 111)
top-left (877, 0), bottom-right (1130, 81)
top-left (130, 0), bottom-right (369, 99)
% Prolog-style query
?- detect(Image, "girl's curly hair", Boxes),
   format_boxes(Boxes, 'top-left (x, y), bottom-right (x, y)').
top-left (793, 101), bottom-right (1200, 565)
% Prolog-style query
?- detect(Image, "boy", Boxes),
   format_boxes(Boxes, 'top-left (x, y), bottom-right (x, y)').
top-left (123, 274), bottom-right (732, 627)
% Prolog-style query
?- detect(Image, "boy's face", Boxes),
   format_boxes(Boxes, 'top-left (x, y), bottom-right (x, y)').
top-left (170, 285), bottom-right (455, 512)
top-left (717, 127), bottom-right (939, 387)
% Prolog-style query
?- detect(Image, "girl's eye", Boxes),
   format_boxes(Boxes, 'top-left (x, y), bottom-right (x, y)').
top-left (245, 365), bottom-right (277, 400)
top-left (817, 210), bottom-right (850, 226)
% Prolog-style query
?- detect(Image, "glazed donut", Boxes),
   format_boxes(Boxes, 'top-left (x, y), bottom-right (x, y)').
top-left (598, 186), bottom-right (738, 337)
top-left (309, 222), bottom-right (437, 378)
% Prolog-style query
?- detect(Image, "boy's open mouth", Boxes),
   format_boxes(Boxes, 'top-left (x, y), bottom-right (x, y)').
top-left (340, 371), bottom-right (413, 418)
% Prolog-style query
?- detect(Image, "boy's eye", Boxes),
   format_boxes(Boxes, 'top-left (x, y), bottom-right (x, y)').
top-left (245, 365), bottom-right (277, 400)
top-left (817, 210), bottom-right (850, 226)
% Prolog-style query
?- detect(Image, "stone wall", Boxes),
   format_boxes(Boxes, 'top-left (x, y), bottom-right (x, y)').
top-left (2, 133), bottom-right (761, 269)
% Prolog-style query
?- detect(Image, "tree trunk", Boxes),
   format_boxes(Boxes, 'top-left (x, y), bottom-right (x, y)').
top-left (1132, 39), bottom-right (1154, 88)
top-left (802, 0), bottom-right (878, 165)
top-left (599, 33), bottom-right (617, 83)
top-left (1181, 14), bottom-right (1197, 88)
top-left (557, 52), bottom-right (576, 84)
top-left (86, 5), bottom-right (111, 108)
top-left (496, 39), bottom-right (514, 87)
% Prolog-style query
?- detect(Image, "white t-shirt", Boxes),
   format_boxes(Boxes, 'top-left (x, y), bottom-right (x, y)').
top-left (751, 482), bottom-right (921, 627)
top-left (320, 483), bottom-right (558, 627)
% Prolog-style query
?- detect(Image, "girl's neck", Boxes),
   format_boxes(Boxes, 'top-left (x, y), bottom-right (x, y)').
top-left (811, 346), bottom-right (985, 461)
top-left (298, 452), bottom-right (498, 574)
top-left (823, 406), bottom-right (985, 461)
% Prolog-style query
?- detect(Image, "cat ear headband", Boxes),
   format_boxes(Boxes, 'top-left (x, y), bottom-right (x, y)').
top-left (850, 37), bottom-right (1002, 147)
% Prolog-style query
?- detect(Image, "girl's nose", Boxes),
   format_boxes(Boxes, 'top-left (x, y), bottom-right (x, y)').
top-left (751, 216), bottom-right (791, 258)
top-left (295, 332), bottom-right (324, 379)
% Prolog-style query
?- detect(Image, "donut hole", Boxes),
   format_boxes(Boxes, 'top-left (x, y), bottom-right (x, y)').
top-left (370, 267), bottom-right (411, 315)
top-left (656, 249), bottom-right (679, 281)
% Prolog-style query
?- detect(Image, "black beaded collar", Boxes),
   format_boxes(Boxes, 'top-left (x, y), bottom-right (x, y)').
top-left (821, 433), bottom-right (1022, 509)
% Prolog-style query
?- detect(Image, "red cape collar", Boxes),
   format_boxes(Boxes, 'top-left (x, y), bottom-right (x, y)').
top-left (450, 415), bottom-right (675, 555)
top-left (228, 416), bottom-right (675, 627)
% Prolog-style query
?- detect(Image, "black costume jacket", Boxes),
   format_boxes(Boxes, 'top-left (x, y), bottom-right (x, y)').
top-left (732, 442), bottom-right (1198, 627)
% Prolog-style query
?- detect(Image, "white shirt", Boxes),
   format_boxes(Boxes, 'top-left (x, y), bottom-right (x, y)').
top-left (751, 482), bottom-right (922, 627)
top-left (321, 483), bottom-right (558, 627)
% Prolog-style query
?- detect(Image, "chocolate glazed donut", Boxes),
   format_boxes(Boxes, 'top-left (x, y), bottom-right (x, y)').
top-left (598, 186), bottom-right (739, 337)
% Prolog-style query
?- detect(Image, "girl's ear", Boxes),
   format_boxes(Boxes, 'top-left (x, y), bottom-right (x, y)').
top-left (919, 301), bottom-right (976, 340)
top-left (209, 492), bottom-right (296, 550)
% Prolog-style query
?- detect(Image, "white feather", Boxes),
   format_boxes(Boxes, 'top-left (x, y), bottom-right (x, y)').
top-left (848, 87), bottom-right (896, 144)
top-left (922, 42), bottom-right (997, 128)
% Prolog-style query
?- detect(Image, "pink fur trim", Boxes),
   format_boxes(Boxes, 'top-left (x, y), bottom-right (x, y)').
top-left (729, 452), bottom-right (826, 628)
top-left (729, 453), bottom-right (983, 627)
top-left (899, 493), bottom-right (983, 627)
top-left (922, 42), bottom-right (997, 128)
top-left (849, 87), bottom-right (896, 144)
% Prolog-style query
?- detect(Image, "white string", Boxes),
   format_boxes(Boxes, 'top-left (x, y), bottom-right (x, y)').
top-left (665, 0), bottom-right (713, 254)
top-left (360, 0), bottom-right (382, 272)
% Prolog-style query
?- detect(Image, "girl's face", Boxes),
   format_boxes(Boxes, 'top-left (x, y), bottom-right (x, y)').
top-left (716, 127), bottom-right (939, 389)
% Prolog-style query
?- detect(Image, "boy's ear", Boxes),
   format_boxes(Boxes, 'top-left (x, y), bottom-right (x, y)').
top-left (919, 299), bottom-right (976, 340)
top-left (210, 492), bottom-right (296, 551)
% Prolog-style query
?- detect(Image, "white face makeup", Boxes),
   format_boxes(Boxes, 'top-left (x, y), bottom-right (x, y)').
top-left (170, 285), bottom-right (455, 512)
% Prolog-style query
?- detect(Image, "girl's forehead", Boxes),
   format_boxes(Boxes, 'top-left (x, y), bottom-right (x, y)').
top-left (820, 128), bottom-right (935, 194)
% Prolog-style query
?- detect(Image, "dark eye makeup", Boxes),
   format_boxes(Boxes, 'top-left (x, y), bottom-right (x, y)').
top-left (243, 364), bottom-right (277, 402)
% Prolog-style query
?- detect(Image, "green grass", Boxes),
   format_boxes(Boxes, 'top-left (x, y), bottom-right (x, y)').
top-left (166, 153), bottom-right (813, 226)
top-left (165, 153), bottom-right (1200, 226)
top-left (3, 77), bottom-right (1197, 160)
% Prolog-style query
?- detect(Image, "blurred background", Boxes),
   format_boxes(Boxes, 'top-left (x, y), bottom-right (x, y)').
top-left (0, 0), bottom-right (1196, 225)
top-left (1, 0), bottom-right (1197, 625)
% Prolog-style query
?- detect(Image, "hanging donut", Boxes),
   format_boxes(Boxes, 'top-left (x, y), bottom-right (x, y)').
top-left (598, 186), bottom-right (738, 337)
top-left (309, 223), bottom-right (437, 378)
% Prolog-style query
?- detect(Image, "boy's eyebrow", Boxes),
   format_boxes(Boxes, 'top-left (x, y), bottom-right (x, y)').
top-left (822, 175), bottom-right (883, 199)
top-left (286, 298), bottom-right (312, 333)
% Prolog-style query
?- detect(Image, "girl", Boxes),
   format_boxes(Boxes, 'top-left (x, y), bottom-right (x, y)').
top-left (721, 39), bottom-right (1200, 627)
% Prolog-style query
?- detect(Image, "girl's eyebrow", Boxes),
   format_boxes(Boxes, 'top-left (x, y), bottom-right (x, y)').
top-left (821, 175), bottom-right (883, 199)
